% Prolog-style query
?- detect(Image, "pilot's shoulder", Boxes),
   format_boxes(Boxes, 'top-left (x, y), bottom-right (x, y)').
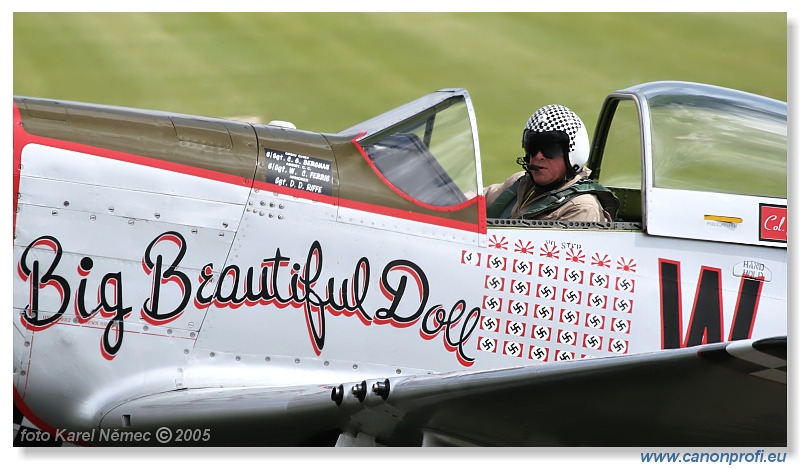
top-left (560, 193), bottom-right (611, 222)
top-left (483, 171), bottom-right (527, 203)
top-left (569, 192), bottom-right (605, 207)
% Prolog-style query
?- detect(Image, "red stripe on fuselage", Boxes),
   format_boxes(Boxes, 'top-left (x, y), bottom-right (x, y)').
top-left (11, 102), bottom-right (487, 436)
top-left (12, 102), bottom-right (484, 234)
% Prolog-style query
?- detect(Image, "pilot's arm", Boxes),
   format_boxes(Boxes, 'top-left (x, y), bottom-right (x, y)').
top-left (483, 171), bottom-right (525, 209)
top-left (542, 193), bottom-right (612, 222)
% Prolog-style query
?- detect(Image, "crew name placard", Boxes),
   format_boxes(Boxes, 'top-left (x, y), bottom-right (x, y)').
top-left (264, 149), bottom-right (333, 196)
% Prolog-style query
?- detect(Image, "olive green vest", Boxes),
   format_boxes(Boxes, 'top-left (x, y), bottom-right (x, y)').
top-left (486, 176), bottom-right (620, 220)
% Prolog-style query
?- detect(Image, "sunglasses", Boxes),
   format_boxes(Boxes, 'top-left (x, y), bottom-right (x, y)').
top-left (521, 130), bottom-right (569, 159)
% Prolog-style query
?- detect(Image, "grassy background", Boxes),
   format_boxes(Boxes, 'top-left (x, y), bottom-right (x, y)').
top-left (12, 12), bottom-right (787, 184)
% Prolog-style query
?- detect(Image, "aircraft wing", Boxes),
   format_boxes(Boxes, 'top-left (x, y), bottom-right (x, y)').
top-left (96, 337), bottom-right (785, 447)
top-left (378, 336), bottom-right (787, 446)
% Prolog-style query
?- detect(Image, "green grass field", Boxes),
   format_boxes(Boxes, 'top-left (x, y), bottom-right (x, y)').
top-left (13, 12), bottom-right (786, 184)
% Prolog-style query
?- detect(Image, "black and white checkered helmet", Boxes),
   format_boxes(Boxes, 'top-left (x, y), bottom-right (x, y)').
top-left (524, 104), bottom-right (590, 169)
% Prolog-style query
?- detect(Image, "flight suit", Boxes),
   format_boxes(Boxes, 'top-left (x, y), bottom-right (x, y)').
top-left (484, 167), bottom-right (617, 222)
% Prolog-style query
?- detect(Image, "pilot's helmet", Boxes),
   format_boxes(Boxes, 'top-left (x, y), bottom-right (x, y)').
top-left (521, 104), bottom-right (590, 175)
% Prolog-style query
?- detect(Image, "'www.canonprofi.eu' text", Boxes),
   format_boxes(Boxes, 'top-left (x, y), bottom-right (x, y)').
top-left (641, 450), bottom-right (786, 464)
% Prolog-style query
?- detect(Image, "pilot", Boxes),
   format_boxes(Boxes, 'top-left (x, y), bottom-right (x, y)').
top-left (485, 104), bottom-right (618, 221)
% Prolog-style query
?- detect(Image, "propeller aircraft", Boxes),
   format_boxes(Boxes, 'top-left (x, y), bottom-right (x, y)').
top-left (13, 81), bottom-right (787, 447)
